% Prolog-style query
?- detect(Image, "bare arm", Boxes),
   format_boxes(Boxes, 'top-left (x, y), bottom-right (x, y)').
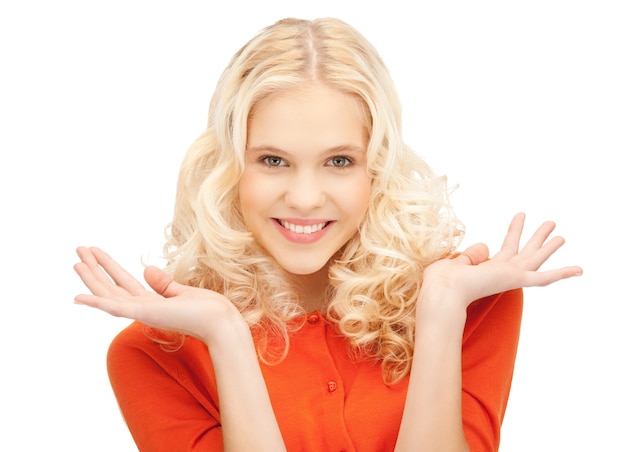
top-left (74, 247), bottom-right (286, 452)
top-left (395, 213), bottom-right (582, 451)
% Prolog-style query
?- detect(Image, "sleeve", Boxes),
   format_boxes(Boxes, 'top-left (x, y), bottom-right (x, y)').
top-left (106, 322), bottom-right (224, 452)
top-left (461, 289), bottom-right (523, 451)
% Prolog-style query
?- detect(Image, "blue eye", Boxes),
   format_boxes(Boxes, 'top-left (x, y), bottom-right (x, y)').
top-left (327, 156), bottom-right (352, 167)
top-left (261, 156), bottom-right (285, 167)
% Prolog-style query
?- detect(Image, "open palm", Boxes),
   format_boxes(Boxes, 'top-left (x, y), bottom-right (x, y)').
top-left (422, 213), bottom-right (582, 307)
top-left (74, 247), bottom-right (244, 345)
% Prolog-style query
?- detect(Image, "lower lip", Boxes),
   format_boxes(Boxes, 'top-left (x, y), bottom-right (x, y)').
top-left (273, 220), bottom-right (334, 244)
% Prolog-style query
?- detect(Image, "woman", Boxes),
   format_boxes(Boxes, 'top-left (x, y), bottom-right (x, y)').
top-left (74, 17), bottom-right (582, 451)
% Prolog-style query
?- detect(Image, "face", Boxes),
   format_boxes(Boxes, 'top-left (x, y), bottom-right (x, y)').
top-left (239, 83), bottom-right (371, 278)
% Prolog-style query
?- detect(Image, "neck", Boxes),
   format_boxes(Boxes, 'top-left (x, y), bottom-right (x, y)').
top-left (289, 265), bottom-right (331, 313)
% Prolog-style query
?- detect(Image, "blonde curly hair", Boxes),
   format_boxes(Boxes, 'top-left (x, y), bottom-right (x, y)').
top-left (161, 17), bottom-right (463, 384)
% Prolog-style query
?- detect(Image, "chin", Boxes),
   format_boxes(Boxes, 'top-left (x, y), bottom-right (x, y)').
top-left (275, 256), bottom-right (331, 277)
top-left (283, 264), bottom-right (327, 276)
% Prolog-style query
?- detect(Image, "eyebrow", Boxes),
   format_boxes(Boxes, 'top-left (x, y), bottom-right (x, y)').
top-left (246, 145), bottom-right (366, 154)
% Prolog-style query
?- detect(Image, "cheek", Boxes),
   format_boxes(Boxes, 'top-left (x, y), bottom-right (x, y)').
top-left (358, 183), bottom-right (372, 218)
top-left (345, 176), bottom-right (372, 221)
top-left (238, 172), bottom-right (262, 221)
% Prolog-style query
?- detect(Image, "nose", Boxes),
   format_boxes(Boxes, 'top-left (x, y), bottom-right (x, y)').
top-left (284, 170), bottom-right (326, 212)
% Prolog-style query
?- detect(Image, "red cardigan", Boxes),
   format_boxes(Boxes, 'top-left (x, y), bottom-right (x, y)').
top-left (107, 289), bottom-right (522, 451)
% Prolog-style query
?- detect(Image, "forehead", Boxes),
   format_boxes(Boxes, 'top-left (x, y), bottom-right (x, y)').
top-left (247, 83), bottom-right (369, 150)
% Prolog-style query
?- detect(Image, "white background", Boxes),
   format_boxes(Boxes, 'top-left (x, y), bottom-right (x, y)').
top-left (1, 1), bottom-right (624, 450)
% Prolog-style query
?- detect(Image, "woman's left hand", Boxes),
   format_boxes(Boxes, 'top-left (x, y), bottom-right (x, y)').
top-left (421, 212), bottom-right (582, 308)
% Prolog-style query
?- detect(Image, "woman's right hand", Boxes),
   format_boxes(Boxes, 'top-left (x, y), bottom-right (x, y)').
top-left (74, 246), bottom-right (245, 346)
top-left (76, 246), bottom-right (287, 450)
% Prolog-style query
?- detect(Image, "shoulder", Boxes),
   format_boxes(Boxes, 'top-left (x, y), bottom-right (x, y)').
top-left (105, 323), bottom-right (223, 450)
top-left (107, 321), bottom-right (214, 385)
top-left (464, 288), bottom-right (523, 341)
top-left (108, 321), bottom-right (208, 355)
top-left (462, 288), bottom-right (523, 358)
top-left (461, 289), bottom-right (523, 449)
top-left (107, 321), bottom-right (166, 363)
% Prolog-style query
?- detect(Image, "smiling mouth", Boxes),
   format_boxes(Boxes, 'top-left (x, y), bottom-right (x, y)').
top-left (277, 219), bottom-right (331, 235)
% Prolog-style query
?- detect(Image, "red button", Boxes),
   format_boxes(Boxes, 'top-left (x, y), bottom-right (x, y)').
top-left (327, 381), bottom-right (337, 393)
top-left (308, 314), bottom-right (320, 324)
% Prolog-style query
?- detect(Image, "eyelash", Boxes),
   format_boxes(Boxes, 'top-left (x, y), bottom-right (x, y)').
top-left (259, 155), bottom-right (354, 168)
top-left (260, 156), bottom-right (285, 167)
top-left (327, 156), bottom-right (353, 168)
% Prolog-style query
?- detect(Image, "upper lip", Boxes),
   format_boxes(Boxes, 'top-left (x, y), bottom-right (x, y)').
top-left (275, 218), bottom-right (332, 225)
top-left (274, 218), bottom-right (332, 234)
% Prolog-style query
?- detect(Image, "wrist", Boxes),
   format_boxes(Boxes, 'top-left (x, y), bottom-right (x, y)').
top-left (416, 285), bottom-right (468, 330)
top-left (201, 309), bottom-right (253, 351)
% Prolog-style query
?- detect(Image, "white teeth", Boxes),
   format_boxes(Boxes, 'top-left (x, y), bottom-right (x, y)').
top-left (280, 220), bottom-right (327, 234)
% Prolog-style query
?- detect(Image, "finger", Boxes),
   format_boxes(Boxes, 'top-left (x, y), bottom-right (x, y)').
top-left (75, 292), bottom-right (188, 333)
top-left (144, 266), bottom-right (185, 298)
top-left (76, 246), bottom-right (118, 289)
top-left (74, 293), bottom-right (145, 320)
top-left (74, 261), bottom-right (116, 298)
top-left (456, 243), bottom-right (489, 265)
top-left (88, 247), bottom-right (145, 295)
top-left (518, 220), bottom-right (557, 255)
top-left (520, 235), bottom-right (566, 270)
top-left (522, 265), bottom-right (583, 287)
top-left (495, 212), bottom-right (525, 258)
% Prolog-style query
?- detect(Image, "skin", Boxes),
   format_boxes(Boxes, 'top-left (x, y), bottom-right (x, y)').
top-left (74, 83), bottom-right (583, 450)
top-left (239, 83), bottom-right (371, 310)
top-left (395, 213), bottom-right (582, 450)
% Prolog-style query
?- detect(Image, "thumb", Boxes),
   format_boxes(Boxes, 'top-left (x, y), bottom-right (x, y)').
top-left (460, 243), bottom-right (490, 265)
top-left (144, 266), bottom-right (185, 298)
